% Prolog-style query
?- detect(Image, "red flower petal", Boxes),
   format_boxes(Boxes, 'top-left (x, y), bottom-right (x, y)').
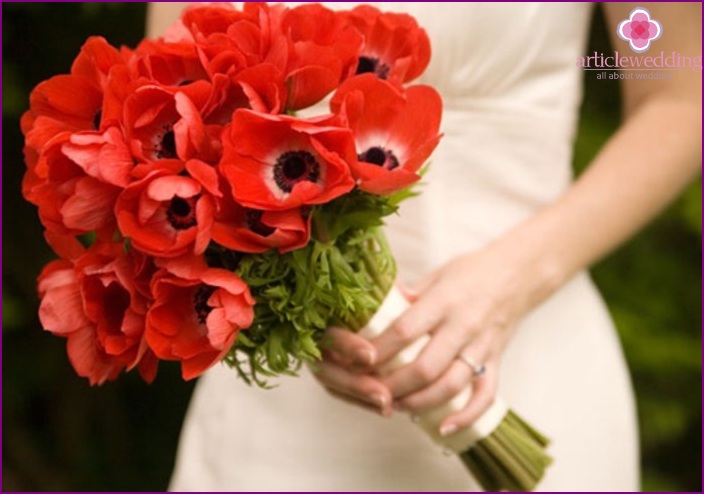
top-left (37, 244), bottom-right (155, 385)
top-left (343, 5), bottom-right (431, 83)
top-left (62, 127), bottom-right (134, 187)
top-left (137, 350), bottom-right (159, 384)
top-left (331, 75), bottom-right (442, 195)
top-left (220, 110), bottom-right (355, 210)
top-left (44, 231), bottom-right (86, 261)
top-left (385, 85), bottom-right (443, 164)
top-left (38, 262), bottom-right (91, 335)
top-left (66, 327), bottom-right (124, 385)
top-left (71, 36), bottom-right (126, 82)
top-left (146, 265), bottom-right (254, 380)
top-left (212, 203), bottom-right (311, 254)
top-left (116, 170), bottom-right (213, 258)
top-left (30, 75), bottom-right (102, 129)
top-left (282, 4), bottom-right (363, 110)
top-left (60, 177), bottom-right (120, 232)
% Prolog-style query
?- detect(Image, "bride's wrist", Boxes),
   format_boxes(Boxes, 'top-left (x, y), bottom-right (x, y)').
top-left (489, 229), bottom-right (571, 313)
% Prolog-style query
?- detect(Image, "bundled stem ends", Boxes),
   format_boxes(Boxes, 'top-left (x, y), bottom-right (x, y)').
top-left (460, 410), bottom-right (552, 491)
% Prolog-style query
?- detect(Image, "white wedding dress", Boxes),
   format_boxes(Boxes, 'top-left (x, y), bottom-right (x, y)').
top-left (149, 2), bottom-right (639, 491)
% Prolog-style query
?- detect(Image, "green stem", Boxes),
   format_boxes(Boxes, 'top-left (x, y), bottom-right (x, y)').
top-left (343, 229), bottom-right (397, 330)
top-left (361, 229), bottom-right (396, 294)
top-left (312, 209), bottom-right (330, 244)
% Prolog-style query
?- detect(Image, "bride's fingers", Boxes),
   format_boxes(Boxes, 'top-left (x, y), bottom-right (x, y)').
top-left (392, 337), bottom-right (491, 411)
top-left (395, 358), bottom-right (473, 413)
top-left (311, 360), bottom-right (394, 416)
top-left (321, 327), bottom-right (377, 367)
top-left (321, 348), bottom-right (351, 367)
top-left (322, 349), bottom-right (374, 375)
top-left (373, 294), bottom-right (445, 364)
top-left (381, 321), bottom-right (466, 398)
top-left (324, 388), bottom-right (392, 417)
top-left (438, 360), bottom-right (499, 436)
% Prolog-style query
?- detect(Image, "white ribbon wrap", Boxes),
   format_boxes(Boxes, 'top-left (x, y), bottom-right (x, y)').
top-left (359, 284), bottom-right (508, 453)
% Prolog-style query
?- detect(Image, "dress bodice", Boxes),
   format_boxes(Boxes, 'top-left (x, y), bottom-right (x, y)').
top-left (384, 2), bottom-right (592, 111)
top-left (353, 3), bottom-right (596, 282)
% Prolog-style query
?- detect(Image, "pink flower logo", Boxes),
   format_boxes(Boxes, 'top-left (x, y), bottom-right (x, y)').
top-left (617, 7), bottom-right (662, 53)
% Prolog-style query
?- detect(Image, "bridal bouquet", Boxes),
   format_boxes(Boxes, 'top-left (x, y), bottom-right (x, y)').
top-left (22, 2), bottom-right (549, 491)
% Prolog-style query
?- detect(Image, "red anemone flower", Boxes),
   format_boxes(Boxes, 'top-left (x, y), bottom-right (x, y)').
top-left (163, 3), bottom-right (290, 116)
top-left (220, 109), bottom-right (356, 211)
top-left (123, 84), bottom-right (221, 166)
top-left (131, 38), bottom-right (209, 87)
top-left (169, 3), bottom-right (288, 76)
top-left (341, 5), bottom-right (431, 84)
top-left (212, 191), bottom-right (311, 254)
top-left (172, 3), bottom-right (261, 41)
top-left (116, 160), bottom-right (220, 258)
top-left (37, 241), bottom-right (157, 385)
top-left (22, 36), bottom-right (128, 155)
top-left (331, 74), bottom-right (442, 195)
top-left (23, 133), bottom-right (121, 236)
top-left (61, 126), bottom-right (135, 188)
top-left (146, 256), bottom-right (255, 380)
top-left (280, 3), bottom-right (362, 110)
top-left (204, 66), bottom-right (288, 125)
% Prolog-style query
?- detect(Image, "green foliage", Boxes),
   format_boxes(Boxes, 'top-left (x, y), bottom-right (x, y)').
top-left (222, 192), bottom-right (400, 386)
top-left (312, 188), bottom-right (400, 241)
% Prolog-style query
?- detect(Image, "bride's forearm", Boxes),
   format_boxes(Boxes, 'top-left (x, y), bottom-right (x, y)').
top-left (497, 92), bottom-right (701, 307)
top-left (491, 2), bottom-right (701, 311)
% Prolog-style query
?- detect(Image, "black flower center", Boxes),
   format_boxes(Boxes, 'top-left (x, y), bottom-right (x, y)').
top-left (358, 146), bottom-right (399, 171)
top-left (356, 56), bottom-right (390, 80)
top-left (245, 209), bottom-right (275, 237)
top-left (166, 196), bottom-right (198, 230)
top-left (273, 150), bottom-right (320, 193)
top-left (157, 128), bottom-right (177, 160)
top-left (193, 284), bottom-right (216, 325)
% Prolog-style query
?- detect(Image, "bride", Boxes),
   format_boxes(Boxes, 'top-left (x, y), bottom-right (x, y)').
top-left (148, 2), bottom-right (701, 491)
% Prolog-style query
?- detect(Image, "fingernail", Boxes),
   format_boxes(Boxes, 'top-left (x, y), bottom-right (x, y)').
top-left (440, 423), bottom-right (458, 437)
top-left (357, 348), bottom-right (376, 366)
top-left (370, 393), bottom-right (387, 409)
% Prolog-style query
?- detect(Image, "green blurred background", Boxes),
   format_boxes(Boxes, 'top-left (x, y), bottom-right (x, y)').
top-left (2, 3), bottom-right (701, 491)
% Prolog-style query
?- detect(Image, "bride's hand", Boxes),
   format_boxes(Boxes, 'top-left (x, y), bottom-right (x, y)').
top-left (373, 243), bottom-right (555, 435)
top-left (310, 327), bottom-right (395, 417)
top-left (310, 240), bottom-right (558, 427)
